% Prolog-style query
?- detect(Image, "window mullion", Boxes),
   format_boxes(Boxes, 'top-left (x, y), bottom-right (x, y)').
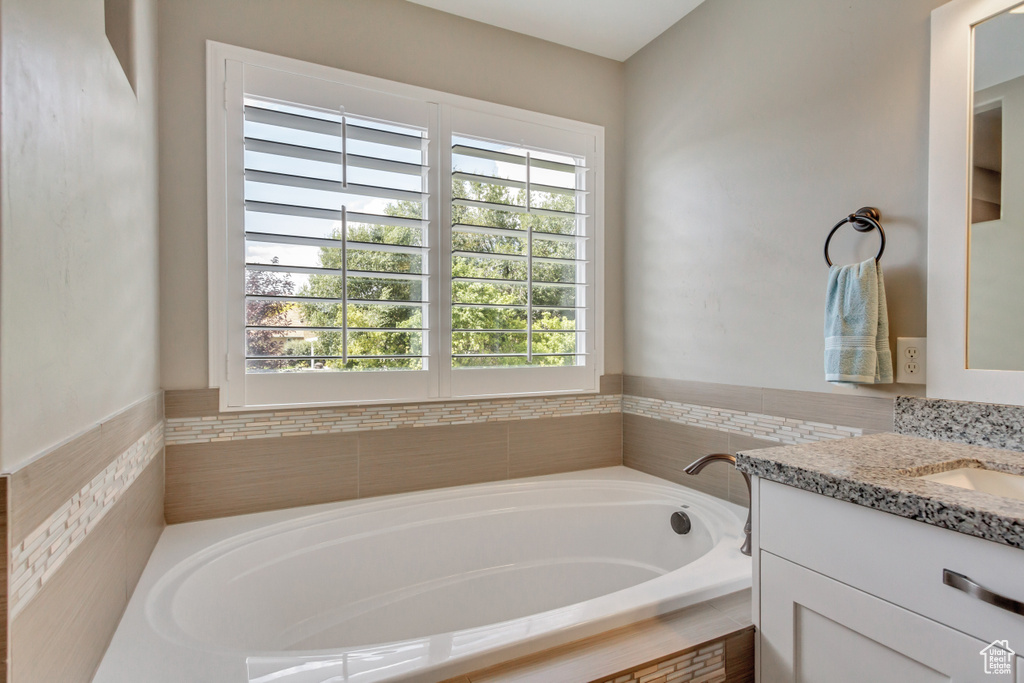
top-left (341, 115), bottom-right (349, 367)
top-left (526, 151), bottom-right (533, 365)
top-left (341, 206), bottom-right (349, 366)
top-left (437, 104), bottom-right (452, 397)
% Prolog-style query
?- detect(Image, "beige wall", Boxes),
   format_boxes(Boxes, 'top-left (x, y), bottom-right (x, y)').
top-left (1, 0), bottom-right (161, 471)
top-left (623, 0), bottom-right (943, 394)
top-left (157, 0), bottom-right (626, 389)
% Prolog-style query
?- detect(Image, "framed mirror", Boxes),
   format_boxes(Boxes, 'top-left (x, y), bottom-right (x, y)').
top-left (929, 0), bottom-right (1024, 405)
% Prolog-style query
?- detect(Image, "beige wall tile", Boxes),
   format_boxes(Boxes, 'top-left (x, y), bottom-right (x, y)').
top-left (508, 414), bottom-right (621, 479)
top-left (101, 393), bottom-right (164, 458)
top-left (165, 434), bottom-right (358, 523)
top-left (164, 388), bottom-right (219, 418)
top-left (10, 426), bottom-right (105, 546)
top-left (622, 414), bottom-right (731, 501)
top-left (124, 453), bottom-right (165, 596)
top-left (636, 377), bottom-right (763, 414)
top-left (762, 388), bottom-right (893, 432)
top-left (600, 373), bottom-right (624, 395)
top-left (359, 423), bottom-right (508, 499)
top-left (12, 503), bottom-right (127, 683)
top-left (622, 374), bottom-right (644, 396)
top-left (164, 410), bottom-right (626, 525)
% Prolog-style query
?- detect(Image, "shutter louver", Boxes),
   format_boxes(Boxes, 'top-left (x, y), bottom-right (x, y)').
top-left (242, 98), bottom-right (431, 373)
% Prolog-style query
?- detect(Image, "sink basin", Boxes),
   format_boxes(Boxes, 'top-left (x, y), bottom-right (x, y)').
top-left (918, 467), bottom-right (1024, 502)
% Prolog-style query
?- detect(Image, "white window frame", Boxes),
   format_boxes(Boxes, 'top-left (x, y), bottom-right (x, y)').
top-left (207, 41), bottom-right (604, 411)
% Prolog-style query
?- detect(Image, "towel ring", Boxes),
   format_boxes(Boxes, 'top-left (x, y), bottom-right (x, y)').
top-left (823, 207), bottom-right (885, 267)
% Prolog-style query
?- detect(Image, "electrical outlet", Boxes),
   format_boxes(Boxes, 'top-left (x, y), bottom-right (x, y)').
top-left (896, 337), bottom-right (927, 384)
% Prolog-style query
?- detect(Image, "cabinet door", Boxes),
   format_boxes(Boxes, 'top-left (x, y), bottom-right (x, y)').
top-left (760, 552), bottom-right (1013, 682)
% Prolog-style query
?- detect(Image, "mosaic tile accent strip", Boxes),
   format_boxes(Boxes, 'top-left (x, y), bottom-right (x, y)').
top-left (9, 422), bottom-right (164, 619)
top-left (596, 641), bottom-right (726, 683)
top-left (623, 395), bottom-right (863, 445)
top-left (895, 396), bottom-right (1024, 452)
top-left (165, 393), bottom-right (622, 445)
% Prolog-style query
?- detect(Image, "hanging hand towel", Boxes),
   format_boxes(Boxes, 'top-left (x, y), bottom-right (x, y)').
top-left (824, 258), bottom-right (893, 384)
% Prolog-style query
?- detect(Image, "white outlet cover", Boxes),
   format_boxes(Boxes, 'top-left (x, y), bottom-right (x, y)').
top-left (896, 337), bottom-right (927, 384)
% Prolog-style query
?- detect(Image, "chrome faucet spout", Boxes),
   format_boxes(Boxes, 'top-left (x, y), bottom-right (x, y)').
top-left (684, 453), bottom-right (752, 556)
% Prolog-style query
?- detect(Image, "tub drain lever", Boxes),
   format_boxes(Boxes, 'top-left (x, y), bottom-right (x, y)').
top-left (683, 453), bottom-right (752, 556)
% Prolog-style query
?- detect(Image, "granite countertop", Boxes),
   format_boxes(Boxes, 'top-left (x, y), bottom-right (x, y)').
top-left (735, 432), bottom-right (1024, 550)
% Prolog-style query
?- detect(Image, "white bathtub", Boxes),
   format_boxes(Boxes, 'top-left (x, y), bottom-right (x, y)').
top-left (95, 467), bottom-right (750, 683)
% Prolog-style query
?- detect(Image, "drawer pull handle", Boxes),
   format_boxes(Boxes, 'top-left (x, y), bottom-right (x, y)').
top-left (943, 569), bottom-right (1024, 617)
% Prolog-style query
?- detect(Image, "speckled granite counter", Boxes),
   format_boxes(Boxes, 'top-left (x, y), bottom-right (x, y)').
top-left (735, 432), bottom-right (1024, 550)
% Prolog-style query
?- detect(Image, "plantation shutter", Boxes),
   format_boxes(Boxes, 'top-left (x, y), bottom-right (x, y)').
top-left (224, 63), bottom-right (439, 407)
top-left (447, 108), bottom-right (599, 397)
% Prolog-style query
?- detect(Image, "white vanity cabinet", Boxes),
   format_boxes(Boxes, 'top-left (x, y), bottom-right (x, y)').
top-left (753, 478), bottom-right (1024, 682)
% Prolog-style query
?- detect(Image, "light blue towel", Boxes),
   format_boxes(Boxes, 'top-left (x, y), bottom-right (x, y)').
top-left (824, 259), bottom-right (893, 384)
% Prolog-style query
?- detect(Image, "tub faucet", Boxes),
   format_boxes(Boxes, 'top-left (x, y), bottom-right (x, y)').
top-left (684, 454), bottom-right (752, 556)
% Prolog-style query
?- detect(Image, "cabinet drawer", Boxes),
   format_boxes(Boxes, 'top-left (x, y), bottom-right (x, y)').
top-left (757, 478), bottom-right (1024, 646)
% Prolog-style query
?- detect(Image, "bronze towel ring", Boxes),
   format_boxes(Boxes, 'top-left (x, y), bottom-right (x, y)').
top-left (823, 207), bottom-right (886, 267)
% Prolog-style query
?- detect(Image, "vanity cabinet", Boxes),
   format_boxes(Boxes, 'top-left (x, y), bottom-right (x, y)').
top-left (753, 478), bottom-right (1024, 682)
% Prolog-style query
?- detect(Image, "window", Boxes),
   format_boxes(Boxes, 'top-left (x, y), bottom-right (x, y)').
top-left (208, 43), bottom-right (603, 410)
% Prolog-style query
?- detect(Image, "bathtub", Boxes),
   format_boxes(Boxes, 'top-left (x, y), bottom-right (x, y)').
top-left (95, 467), bottom-right (750, 683)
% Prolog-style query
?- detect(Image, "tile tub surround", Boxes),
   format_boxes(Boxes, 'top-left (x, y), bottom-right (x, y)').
top-left (9, 423), bottom-right (163, 619)
top-left (895, 396), bottom-right (1024, 452)
top-left (163, 376), bottom-right (894, 523)
top-left (735, 432), bottom-right (1024, 550)
top-left (8, 393), bottom-right (165, 683)
top-left (163, 379), bottom-right (623, 523)
top-left (621, 377), bottom-right (894, 508)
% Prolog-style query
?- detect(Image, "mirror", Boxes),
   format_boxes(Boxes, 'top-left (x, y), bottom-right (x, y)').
top-left (929, 0), bottom-right (1024, 405)
top-left (967, 5), bottom-right (1024, 371)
